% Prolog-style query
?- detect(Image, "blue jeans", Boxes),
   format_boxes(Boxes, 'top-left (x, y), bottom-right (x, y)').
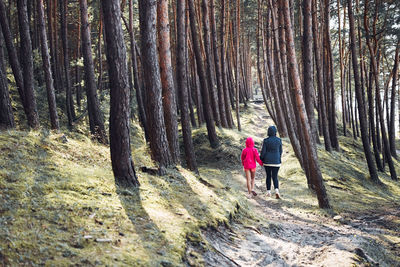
top-left (264, 166), bottom-right (279, 190)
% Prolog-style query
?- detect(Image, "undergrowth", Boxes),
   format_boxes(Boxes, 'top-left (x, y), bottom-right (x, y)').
top-left (1, 102), bottom-right (399, 265)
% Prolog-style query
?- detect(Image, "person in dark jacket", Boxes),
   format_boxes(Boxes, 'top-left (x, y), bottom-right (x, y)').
top-left (260, 126), bottom-right (282, 199)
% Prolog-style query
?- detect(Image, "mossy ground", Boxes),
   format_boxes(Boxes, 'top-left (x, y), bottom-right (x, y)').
top-left (0, 116), bottom-right (251, 266)
top-left (1, 102), bottom-right (399, 265)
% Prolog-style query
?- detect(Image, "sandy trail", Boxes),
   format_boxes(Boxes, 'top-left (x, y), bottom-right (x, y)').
top-left (185, 104), bottom-right (399, 266)
top-left (186, 173), bottom-right (384, 267)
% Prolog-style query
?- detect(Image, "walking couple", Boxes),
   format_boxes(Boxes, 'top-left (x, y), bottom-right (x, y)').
top-left (241, 126), bottom-right (282, 199)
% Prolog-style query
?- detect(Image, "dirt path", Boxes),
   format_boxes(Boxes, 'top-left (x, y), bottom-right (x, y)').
top-left (185, 104), bottom-right (399, 266)
top-left (186, 172), bottom-right (399, 266)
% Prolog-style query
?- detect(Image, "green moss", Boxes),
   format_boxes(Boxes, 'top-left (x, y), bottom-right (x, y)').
top-left (1, 103), bottom-right (399, 265)
top-left (0, 124), bottom-right (248, 265)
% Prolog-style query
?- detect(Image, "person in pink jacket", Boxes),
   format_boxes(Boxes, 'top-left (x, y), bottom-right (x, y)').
top-left (241, 137), bottom-right (263, 198)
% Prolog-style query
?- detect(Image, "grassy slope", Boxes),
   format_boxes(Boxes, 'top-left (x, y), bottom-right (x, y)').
top-left (1, 103), bottom-right (399, 265)
top-left (0, 121), bottom-right (252, 266)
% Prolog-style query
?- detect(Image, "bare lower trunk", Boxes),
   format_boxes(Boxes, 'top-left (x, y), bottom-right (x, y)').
top-left (79, 0), bottom-right (107, 144)
top-left (210, 0), bottom-right (228, 128)
top-left (176, 0), bottom-right (198, 171)
top-left (188, 0), bottom-right (219, 148)
top-left (101, 0), bottom-right (139, 187)
top-left (312, 0), bottom-right (331, 151)
top-left (202, 0), bottom-right (221, 127)
top-left (17, 0), bottom-right (40, 129)
top-left (389, 43), bottom-right (399, 159)
top-left (279, 0), bottom-right (330, 209)
top-left (364, 0), bottom-right (397, 181)
top-left (302, 0), bottom-right (319, 144)
top-left (348, 0), bottom-right (380, 184)
top-left (139, 0), bottom-right (173, 167)
top-left (38, 0), bottom-right (59, 130)
top-left (60, 0), bottom-right (75, 127)
top-left (157, 0), bottom-right (180, 164)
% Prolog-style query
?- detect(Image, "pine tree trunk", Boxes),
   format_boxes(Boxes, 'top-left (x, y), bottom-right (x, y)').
top-left (349, 58), bottom-right (357, 139)
top-left (364, 0), bottom-right (397, 181)
top-left (268, 0), bottom-right (301, 160)
top-left (53, 0), bottom-right (63, 94)
top-left (337, 0), bottom-right (346, 136)
top-left (101, 0), bottom-right (139, 187)
top-left (367, 60), bottom-right (383, 170)
top-left (79, 0), bottom-right (107, 144)
top-left (38, 0), bottom-right (59, 130)
top-left (279, 0), bottom-right (330, 209)
top-left (234, 0), bottom-right (241, 131)
top-left (278, 0), bottom-right (310, 182)
top-left (302, 0), bottom-right (319, 144)
top-left (323, 0), bottom-right (339, 150)
top-left (348, 0), bottom-right (380, 184)
top-left (188, 0), bottom-right (219, 148)
top-left (389, 42), bottom-right (399, 159)
top-left (0, 0), bottom-right (26, 113)
top-left (202, 0), bottom-right (221, 127)
top-left (97, 11), bottom-right (103, 95)
top-left (256, 1), bottom-right (275, 123)
top-left (0, 29), bottom-right (14, 129)
top-left (220, 0), bottom-right (234, 128)
top-left (139, 0), bottom-right (173, 167)
top-left (17, 0), bottom-right (40, 129)
top-left (59, 0), bottom-right (75, 127)
top-left (176, 0), bottom-right (198, 171)
top-left (210, 0), bottom-right (228, 128)
top-left (185, 18), bottom-right (198, 128)
top-left (157, 0), bottom-right (180, 164)
top-left (128, 0), bottom-right (148, 140)
top-left (312, 0), bottom-right (331, 151)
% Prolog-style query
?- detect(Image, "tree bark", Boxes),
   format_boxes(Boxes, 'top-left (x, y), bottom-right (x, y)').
top-left (79, 0), bottom-right (107, 144)
top-left (0, 28), bottom-right (14, 129)
top-left (101, 0), bottom-right (139, 187)
top-left (389, 42), bottom-right (399, 159)
top-left (202, 0), bottom-right (221, 127)
top-left (128, 0), bottom-right (148, 140)
top-left (337, 0), bottom-right (346, 136)
top-left (302, 0), bottom-right (319, 144)
top-left (139, 0), bottom-right (173, 167)
top-left (17, 0), bottom-right (40, 129)
top-left (157, 0), bottom-right (180, 164)
top-left (279, 0), bottom-right (330, 209)
top-left (234, 0), bottom-right (241, 131)
top-left (176, 0), bottom-right (198, 171)
top-left (0, 0), bottom-right (26, 108)
top-left (323, 0), bottom-right (339, 150)
top-left (312, 0), bottom-right (331, 151)
top-left (210, 0), bottom-right (228, 128)
top-left (364, 0), bottom-right (397, 181)
top-left (188, 0), bottom-right (219, 148)
top-left (220, 0), bottom-right (234, 128)
top-left (38, 0), bottom-right (59, 130)
top-left (59, 0), bottom-right (75, 127)
top-left (348, 0), bottom-right (380, 184)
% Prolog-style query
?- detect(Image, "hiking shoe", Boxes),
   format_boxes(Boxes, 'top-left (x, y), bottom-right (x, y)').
top-left (266, 192), bottom-right (271, 197)
top-left (252, 191), bottom-right (258, 196)
top-left (275, 193), bottom-right (280, 199)
top-left (248, 193), bottom-right (253, 199)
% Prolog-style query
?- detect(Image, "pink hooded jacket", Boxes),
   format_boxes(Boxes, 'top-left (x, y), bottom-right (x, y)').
top-left (241, 137), bottom-right (263, 169)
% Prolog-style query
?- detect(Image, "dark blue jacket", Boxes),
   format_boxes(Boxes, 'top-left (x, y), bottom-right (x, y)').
top-left (260, 126), bottom-right (282, 164)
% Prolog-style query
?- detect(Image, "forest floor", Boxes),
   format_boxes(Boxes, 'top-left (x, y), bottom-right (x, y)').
top-left (185, 103), bottom-right (400, 266)
top-left (1, 102), bottom-right (400, 266)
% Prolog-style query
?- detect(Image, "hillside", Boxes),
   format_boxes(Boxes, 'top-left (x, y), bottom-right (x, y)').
top-left (1, 103), bottom-right (400, 266)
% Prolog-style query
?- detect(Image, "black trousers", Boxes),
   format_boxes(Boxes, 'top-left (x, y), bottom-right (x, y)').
top-left (264, 166), bottom-right (279, 190)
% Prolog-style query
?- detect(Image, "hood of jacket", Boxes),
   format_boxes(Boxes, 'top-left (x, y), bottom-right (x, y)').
top-left (268, 126), bottom-right (277, 137)
top-left (245, 137), bottom-right (254, 148)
